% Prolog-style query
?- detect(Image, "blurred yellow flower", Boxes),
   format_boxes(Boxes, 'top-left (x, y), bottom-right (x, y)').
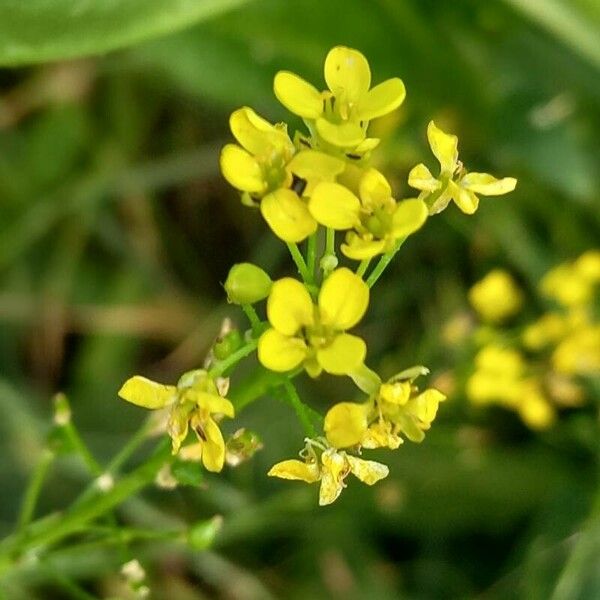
top-left (552, 326), bottom-right (600, 376)
top-left (258, 268), bottom-right (369, 377)
top-left (468, 270), bottom-right (523, 323)
top-left (308, 168), bottom-right (428, 259)
top-left (268, 441), bottom-right (388, 506)
top-left (274, 46), bottom-right (405, 154)
top-left (118, 370), bottom-right (234, 472)
top-left (408, 121), bottom-right (517, 215)
top-left (540, 251), bottom-right (600, 307)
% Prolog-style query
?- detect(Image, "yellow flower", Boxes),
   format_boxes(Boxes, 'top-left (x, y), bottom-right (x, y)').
top-left (274, 46), bottom-right (406, 154)
top-left (220, 106), bottom-right (295, 197)
top-left (308, 168), bottom-right (428, 259)
top-left (522, 313), bottom-right (568, 350)
top-left (540, 255), bottom-right (600, 307)
top-left (221, 107), bottom-right (345, 242)
top-left (323, 369), bottom-right (446, 450)
top-left (118, 370), bottom-right (234, 472)
top-left (408, 121), bottom-right (517, 215)
top-left (258, 268), bottom-right (369, 377)
top-left (466, 345), bottom-right (525, 407)
top-left (552, 325), bottom-right (600, 376)
top-left (468, 270), bottom-right (523, 323)
top-left (268, 440), bottom-right (388, 506)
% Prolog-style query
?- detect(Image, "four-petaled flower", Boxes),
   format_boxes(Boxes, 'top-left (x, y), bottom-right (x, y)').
top-left (323, 370), bottom-right (446, 449)
top-left (274, 46), bottom-right (406, 155)
top-left (258, 268), bottom-right (369, 377)
top-left (268, 441), bottom-right (388, 506)
top-left (220, 106), bottom-right (345, 242)
top-left (308, 168), bottom-right (428, 259)
top-left (118, 369), bottom-right (234, 472)
top-left (408, 121), bottom-right (517, 215)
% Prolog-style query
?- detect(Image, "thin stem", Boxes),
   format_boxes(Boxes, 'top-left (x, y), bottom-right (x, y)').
top-left (279, 379), bottom-right (318, 438)
top-left (366, 238), bottom-right (406, 288)
top-left (209, 338), bottom-right (258, 378)
top-left (63, 422), bottom-right (103, 476)
top-left (325, 228), bottom-right (335, 257)
top-left (306, 233), bottom-right (317, 283)
top-left (286, 242), bottom-right (310, 282)
top-left (241, 304), bottom-right (261, 334)
top-left (41, 565), bottom-right (98, 600)
top-left (17, 449), bottom-right (55, 532)
top-left (356, 259), bottom-right (371, 278)
top-left (0, 441), bottom-right (173, 565)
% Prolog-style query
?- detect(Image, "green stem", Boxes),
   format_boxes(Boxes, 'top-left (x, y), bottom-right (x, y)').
top-left (209, 338), bottom-right (258, 378)
top-left (17, 449), bottom-right (55, 532)
top-left (241, 304), bottom-right (261, 334)
top-left (286, 242), bottom-right (310, 282)
top-left (0, 441), bottom-right (172, 568)
top-left (279, 379), bottom-right (318, 438)
top-left (306, 233), bottom-right (317, 283)
top-left (356, 259), bottom-right (371, 278)
top-left (63, 422), bottom-right (103, 476)
top-left (366, 237), bottom-right (406, 288)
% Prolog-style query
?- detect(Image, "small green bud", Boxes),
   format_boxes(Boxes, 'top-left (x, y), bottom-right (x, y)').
top-left (213, 329), bottom-right (243, 360)
top-left (225, 428), bottom-right (263, 467)
top-left (224, 263), bottom-right (272, 305)
top-left (188, 515), bottom-right (223, 550)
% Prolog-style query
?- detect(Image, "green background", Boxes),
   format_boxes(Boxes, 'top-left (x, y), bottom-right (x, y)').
top-left (0, 0), bottom-right (599, 597)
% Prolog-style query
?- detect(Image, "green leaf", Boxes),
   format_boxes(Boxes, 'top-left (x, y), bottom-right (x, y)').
top-left (0, 0), bottom-right (251, 66)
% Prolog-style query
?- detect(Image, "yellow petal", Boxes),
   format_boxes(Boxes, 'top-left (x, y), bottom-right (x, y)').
top-left (258, 329), bottom-right (308, 372)
top-left (201, 417), bottom-right (225, 473)
top-left (359, 168), bottom-right (392, 209)
top-left (316, 118), bottom-right (365, 148)
top-left (347, 455), bottom-right (389, 485)
top-left (267, 277), bottom-right (314, 335)
top-left (167, 404), bottom-right (192, 453)
top-left (449, 180), bottom-right (479, 214)
top-left (461, 173), bottom-right (517, 196)
top-left (341, 234), bottom-right (386, 260)
top-left (319, 469), bottom-right (345, 506)
top-left (319, 449), bottom-right (349, 505)
top-left (318, 267), bottom-right (369, 330)
top-left (324, 402), bottom-right (368, 448)
top-left (408, 163), bottom-right (440, 192)
top-left (118, 376), bottom-right (177, 409)
top-left (273, 71), bottom-right (323, 119)
top-left (308, 182), bottom-right (361, 230)
top-left (317, 333), bottom-right (366, 375)
top-left (356, 78), bottom-right (406, 121)
top-left (427, 121), bottom-right (458, 174)
top-left (324, 46), bottom-right (371, 103)
top-left (408, 389), bottom-right (446, 425)
top-left (379, 381), bottom-right (411, 405)
top-left (229, 107), bottom-right (277, 155)
top-left (287, 150), bottom-right (345, 183)
top-left (268, 459), bottom-right (320, 483)
top-left (352, 137), bottom-right (380, 154)
top-left (220, 144), bottom-right (266, 194)
top-left (261, 189), bottom-right (317, 242)
top-left (194, 392), bottom-right (235, 418)
top-left (391, 199), bottom-right (428, 239)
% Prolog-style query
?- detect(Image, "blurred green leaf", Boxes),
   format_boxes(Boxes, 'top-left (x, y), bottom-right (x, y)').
top-left (502, 0), bottom-right (600, 70)
top-left (0, 0), bottom-right (252, 66)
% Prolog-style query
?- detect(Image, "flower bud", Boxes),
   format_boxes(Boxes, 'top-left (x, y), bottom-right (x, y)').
top-left (224, 263), bottom-right (272, 305)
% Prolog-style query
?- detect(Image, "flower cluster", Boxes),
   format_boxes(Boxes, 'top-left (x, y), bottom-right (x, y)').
top-left (461, 250), bottom-right (599, 429)
top-left (118, 46), bottom-right (517, 505)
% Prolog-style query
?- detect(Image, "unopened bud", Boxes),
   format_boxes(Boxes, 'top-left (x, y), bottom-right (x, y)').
top-left (224, 263), bottom-right (272, 305)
